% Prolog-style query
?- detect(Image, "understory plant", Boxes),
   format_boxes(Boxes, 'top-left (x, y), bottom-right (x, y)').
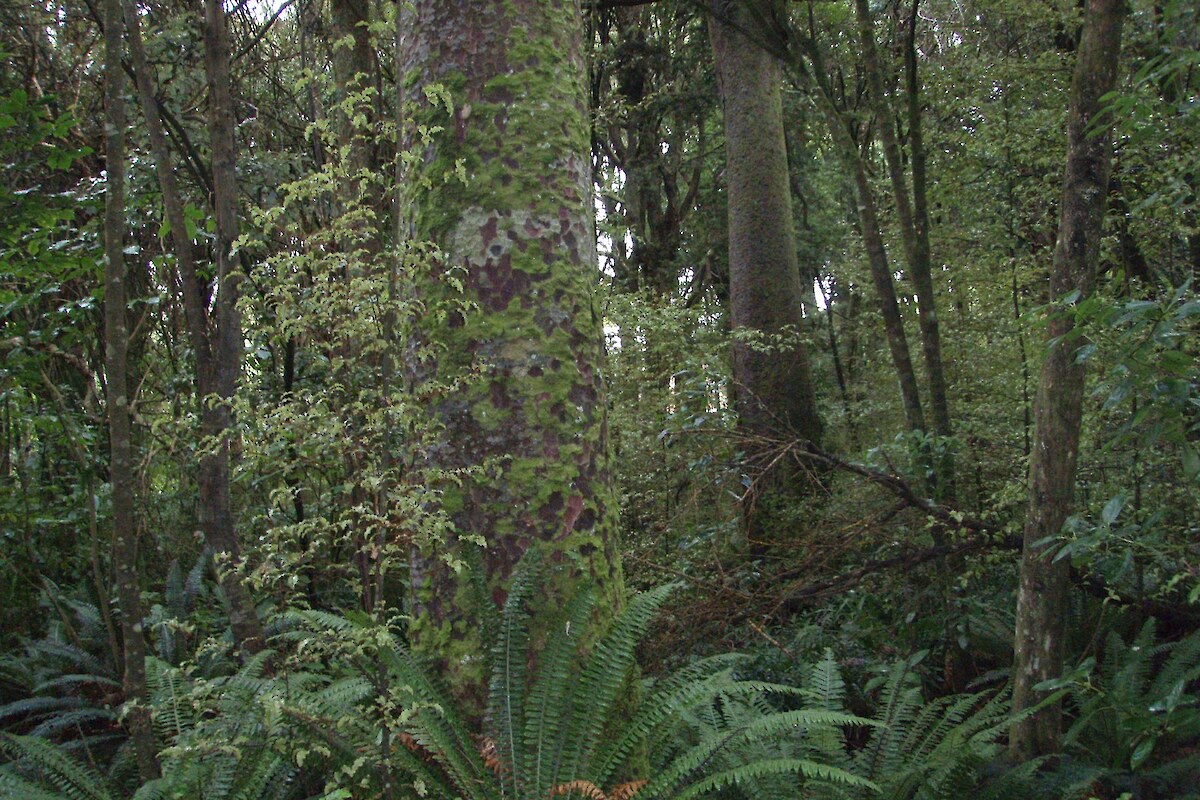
top-left (1031, 619), bottom-right (1200, 800)
top-left (279, 548), bottom-right (879, 800)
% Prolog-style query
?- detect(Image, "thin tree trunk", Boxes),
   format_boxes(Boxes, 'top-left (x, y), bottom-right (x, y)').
top-left (201, 0), bottom-right (264, 657)
top-left (1010, 0), bottom-right (1125, 760)
top-left (792, 29), bottom-right (926, 437)
top-left (126, 2), bottom-right (264, 656)
top-left (102, 0), bottom-right (159, 778)
top-left (855, 0), bottom-right (954, 495)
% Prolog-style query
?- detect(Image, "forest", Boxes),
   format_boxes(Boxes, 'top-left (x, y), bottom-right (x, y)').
top-left (1, 0), bottom-right (1198, 797)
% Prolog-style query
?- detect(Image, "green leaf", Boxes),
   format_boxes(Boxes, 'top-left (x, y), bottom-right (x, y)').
top-left (1101, 494), bottom-right (1125, 526)
top-left (1130, 736), bottom-right (1155, 770)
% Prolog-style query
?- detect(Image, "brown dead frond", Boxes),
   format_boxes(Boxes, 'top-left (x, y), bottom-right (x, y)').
top-left (549, 779), bottom-right (609, 799)
top-left (479, 736), bottom-right (505, 775)
top-left (610, 780), bottom-right (647, 800)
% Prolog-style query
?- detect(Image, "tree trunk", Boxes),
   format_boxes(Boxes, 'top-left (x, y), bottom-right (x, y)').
top-left (855, 0), bottom-right (954, 496)
top-left (399, 0), bottom-right (622, 717)
top-left (1009, 0), bottom-right (1125, 760)
top-left (102, 0), bottom-right (159, 778)
top-left (127, 1), bottom-right (263, 656)
top-left (708, 0), bottom-right (824, 547)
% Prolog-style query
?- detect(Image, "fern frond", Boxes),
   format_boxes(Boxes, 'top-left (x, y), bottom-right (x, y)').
top-left (0, 769), bottom-right (77, 800)
top-left (1149, 626), bottom-right (1200, 701)
top-left (130, 777), bottom-right (172, 800)
top-left (0, 695), bottom-right (86, 724)
top-left (32, 674), bottom-right (122, 695)
top-left (805, 649), bottom-right (847, 712)
top-left (22, 641), bottom-right (108, 681)
top-left (561, 583), bottom-right (676, 784)
top-left (184, 549), bottom-right (211, 613)
top-left (638, 708), bottom-right (877, 799)
top-left (523, 585), bottom-right (596, 798)
top-left (671, 757), bottom-right (878, 800)
top-left (486, 549), bottom-right (541, 798)
top-left (28, 707), bottom-right (117, 738)
top-left (381, 644), bottom-right (494, 800)
top-left (590, 655), bottom-right (748, 784)
top-left (855, 659), bottom-right (923, 783)
top-left (0, 733), bottom-right (116, 800)
top-left (145, 657), bottom-right (191, 743)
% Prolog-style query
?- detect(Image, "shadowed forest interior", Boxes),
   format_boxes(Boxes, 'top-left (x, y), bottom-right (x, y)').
top-left (1, 0), bottom-right (1198, 798)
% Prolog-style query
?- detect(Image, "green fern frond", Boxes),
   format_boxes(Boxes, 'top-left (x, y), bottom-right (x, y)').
top-left (230, 750), bottom-right (293, 800)
top-left (805, 649), bottom-right (847, 712)
top-left (671, 757), bottom-right (879, 800)
top-left (639, 708), bottom-right (877, 799)
top-left (0, 695), bottom-right (86, 724)
top-left (522, 585), bottom-right (596, 798)
top-left (32, 674), bottom-right (122, 695)
top-left (589, 655), bottom-right (747, 785)
top-left (380, 644), bottom-right (494, 800)
top-left (0, 733), bottom-right (116, 800)
top-left (184, 549), bottom-right (211, 612)
top-left (0, 770), bottom-right (77, 800)
top-left (1149, 626), bottom-right (1200, 701)
top-left (28, 707), bottom-right (116, 737)
top-left (856, 659), bottom-right (923, 783)
top-left (145, 656), bottom-right (192, 743)
top-left (130, 777), bottom-right (172, 800)
top-left (560, 583), bottom-right (677, 783)
top-left (486, 549), bottom-right (541, 798)
top-left (24, 641), bottom-right (108, 680)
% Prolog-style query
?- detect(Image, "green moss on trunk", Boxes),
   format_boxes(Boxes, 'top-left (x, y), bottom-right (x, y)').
top-left (399, 0), bottom-right (622, 715)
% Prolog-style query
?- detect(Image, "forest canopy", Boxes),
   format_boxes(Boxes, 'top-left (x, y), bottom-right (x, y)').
top-left (1, 0), bottom-right (1198, 798)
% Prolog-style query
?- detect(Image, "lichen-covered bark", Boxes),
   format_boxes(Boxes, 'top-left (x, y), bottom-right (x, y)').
top-left (1010, 0), bottom-right (1124, 761)
top-left (399, 0), bottom-right (621, 713)
top-left (708, 1), bottom-right (823, 546)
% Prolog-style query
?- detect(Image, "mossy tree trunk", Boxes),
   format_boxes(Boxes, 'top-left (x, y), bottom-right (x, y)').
top-left (1010, 0), bottom-right (1125, 761)
top-left (399, 0), bottom-right (622, 717)
top-left (708, 0), bottom-right (824, 548)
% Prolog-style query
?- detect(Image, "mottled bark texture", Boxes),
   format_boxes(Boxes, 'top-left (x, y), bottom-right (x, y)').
top-left (1010, 0), bottom-right (1124, 761)
top-left (102, 0), bottom-right (159, 779)
top-left (399, 0), bottom-right (621, 714)
top-left (708, 1), bottom-right (824, 546)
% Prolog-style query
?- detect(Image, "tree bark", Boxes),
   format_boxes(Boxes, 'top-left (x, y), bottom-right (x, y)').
top-left (708, 0), bottom-right (824, 545)
top-left (855, 0), bottom-right (954, 496)
top-left (102, 0), bottom-right (159, 778)
top-left (1009, 0), bottom-right (1125, 760)
top-left (199, 0), bottom-right (265, 657)
top-left (126, 1), bottom-right (264, 656)
top-left (399, 0), bottom-right (622, 716)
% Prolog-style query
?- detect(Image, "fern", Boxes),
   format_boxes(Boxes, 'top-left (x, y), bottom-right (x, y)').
top-left (0, 733), bottom-right (117, 800)
top-left (361, 550), bottom-right (878, 800)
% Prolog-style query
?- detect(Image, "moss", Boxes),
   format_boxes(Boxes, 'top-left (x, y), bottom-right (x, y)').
top-left (400, 0), bottom-right (621, 717)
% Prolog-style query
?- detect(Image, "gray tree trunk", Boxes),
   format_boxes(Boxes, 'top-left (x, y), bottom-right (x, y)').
top-left (855, 0), bottom-right (954, 497)
top-left (708, 0), bottom-right (824, 546)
